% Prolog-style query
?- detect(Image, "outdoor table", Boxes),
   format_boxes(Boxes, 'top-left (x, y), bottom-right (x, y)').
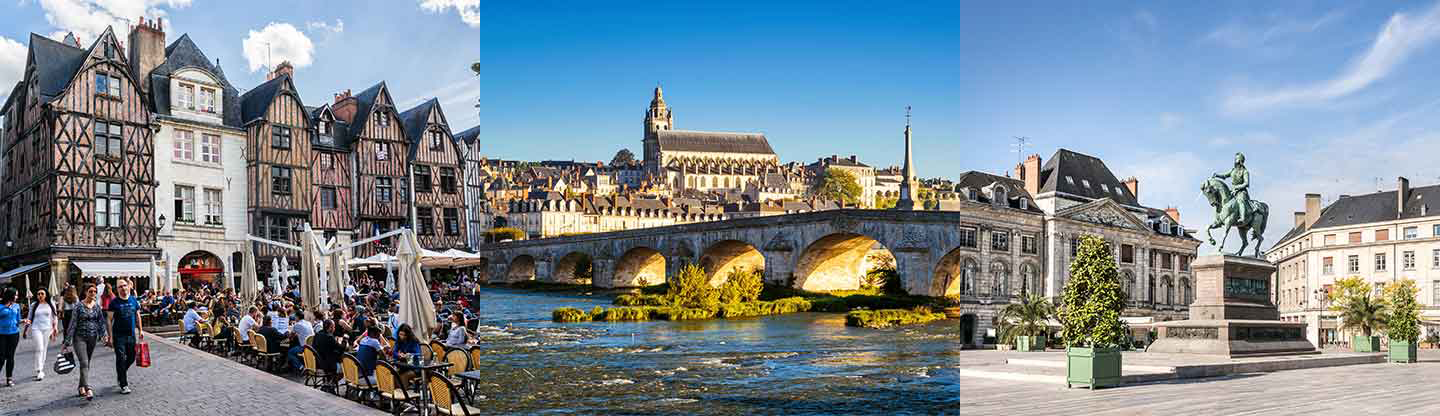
top-left (394, 359), bottom-right (453, 416)
top-left (455, 370), bottom-right (486, 399)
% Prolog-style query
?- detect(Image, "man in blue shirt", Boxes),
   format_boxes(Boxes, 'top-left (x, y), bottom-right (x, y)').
top-left (182, 302), bottom-right (202, 346)
top-left (105, 278), bottom-right (144, 394)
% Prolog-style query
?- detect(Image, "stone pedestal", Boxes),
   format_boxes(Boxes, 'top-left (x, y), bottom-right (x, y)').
top-left (1148, 255), bottom-right (1317, 357)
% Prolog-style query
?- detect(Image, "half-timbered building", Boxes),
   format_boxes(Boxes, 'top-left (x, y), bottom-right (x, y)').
top-left (400, 99), bottom-right (467, 250)
top-left (238, 63), bottom-right (313, 267)
top-left (335, 83), bottom-right (409, 257)
top-left (0, 28), bottom-right (160, 289)
top-left (307, 103), bottom-right (355, 251)
top-left (456, 125), bottom-right (482, 250)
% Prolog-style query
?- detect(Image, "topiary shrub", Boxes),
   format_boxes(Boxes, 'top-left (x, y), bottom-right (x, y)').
top-left (719, 268), bottom-right (764, 304)
top-left (1057, 235), bottom-right (1127, 349)
top-left (668, 263), bottom-right (720, 309)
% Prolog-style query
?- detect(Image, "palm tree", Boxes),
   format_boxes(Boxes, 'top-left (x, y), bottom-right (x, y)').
top-left (1329, 276), bottom-right (1387, 338)
top-left (997, 293), bottom-right (1054, 345)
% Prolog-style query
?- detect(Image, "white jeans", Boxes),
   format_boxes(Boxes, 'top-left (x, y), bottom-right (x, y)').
top-left (30, 327), bottom-right (53, 375)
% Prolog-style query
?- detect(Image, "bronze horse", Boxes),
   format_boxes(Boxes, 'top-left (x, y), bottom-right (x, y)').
top-left (1202, 177), bottom-right (1268, 257)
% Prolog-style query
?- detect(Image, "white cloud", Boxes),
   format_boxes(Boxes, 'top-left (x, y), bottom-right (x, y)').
top-left (1203, 10), bottom-right (1345, 50)
top-left (1159, 112), bottom-right (1182, 130)
top-left (0, 36), bottom-right (26, 103)
top-left (241, 23), bottom-right (315, 73)
top-left (1221, 3), bottom-right (1440, 115)
top-left (306, 19), bottom-right (344, 34)
top-left (35, 0), bottom-right (193, 44)
top-left (419, 0), bottom-right (479, 28)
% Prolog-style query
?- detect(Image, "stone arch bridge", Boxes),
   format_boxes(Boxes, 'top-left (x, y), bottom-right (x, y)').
top-left (474, 209), bottom-right (962, 296)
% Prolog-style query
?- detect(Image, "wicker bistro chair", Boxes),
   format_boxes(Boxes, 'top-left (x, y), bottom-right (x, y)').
top-left (419, 344), bottom-right (433, 363)
top-left (376, 361), bottom-right (423, 416)
top-left (427, 371), bottom-right (481, 416)
top-left (444, 348), bottom-right (470, 383)
top-left (240, 331), bottom-right (259, 366)
top-left (253, 334), bottom-right (283, 372)
top-left (341, 353), bottom-right (379, 405)
top-left (467, 347), bottom-right (483, 371)
top-left (302, 345), bottom-right (339, 393)
top-left (429, 341), bottom-right (446, 361)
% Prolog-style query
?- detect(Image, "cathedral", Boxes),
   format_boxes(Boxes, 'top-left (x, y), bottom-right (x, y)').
top-left (641, 86), bottom-right (781, 194)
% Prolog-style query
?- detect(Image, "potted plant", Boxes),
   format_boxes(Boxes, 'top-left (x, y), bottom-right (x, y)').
top-left (998, 293), bottom-right (1053, 352)
top-left (1328, 277), bottom-right (1387, 353)
top-left (1425, 333), bottom-right (1440, 349)
top-left (1384, 280), bottom-right (1420, 363)
top-left (1058, 235), bottom-right (1127, 389)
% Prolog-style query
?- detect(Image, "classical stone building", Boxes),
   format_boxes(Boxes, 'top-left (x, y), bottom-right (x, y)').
top-left (640, 85), bottom-right (782, 194)
top-left (1266, 177), bottom-right (1440, 347)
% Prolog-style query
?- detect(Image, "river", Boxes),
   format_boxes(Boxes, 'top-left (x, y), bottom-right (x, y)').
top-left (464, 287), bottom-right (960, 415)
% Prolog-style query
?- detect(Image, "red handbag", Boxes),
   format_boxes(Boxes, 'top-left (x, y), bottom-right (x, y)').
top-left (136, 342), bottom-right (151, 368)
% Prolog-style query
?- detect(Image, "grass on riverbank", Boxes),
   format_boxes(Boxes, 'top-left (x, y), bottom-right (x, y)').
top-left (845, 307), bottom-right (948, 328)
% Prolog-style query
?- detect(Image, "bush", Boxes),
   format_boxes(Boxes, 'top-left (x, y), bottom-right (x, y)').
top-left (1057, 235), bottom-right (1127, 348)
top-left (771, 297), bottom-right (812, 314)
top-left (1384, 280), bottom-right (1420, 342)
top-left (718, 268), bottom-right (764, 304)
top-left (845, 307), bottom-right (947, 328)
top-left (485, 227), bottom-right (527, 243)
top-left (668, 263), bottom-right (719, 309)
top-left (655, 307), bottom-right (717, 321)
top-left (552, 307), bottom-right (591, 322)
top-left (861, 267), bottom-right (905, 295)
top-left (590, 306), bottom-right (605, 317)
top-left (614, 294), bottom-right (668, 306)
top-left (598, 306), bottom-right (654, 321)
top-left (809, 297), bottom-right (849, 312)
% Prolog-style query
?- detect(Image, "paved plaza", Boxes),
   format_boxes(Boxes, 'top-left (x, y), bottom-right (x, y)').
top-left (0, 333), bottom-right (378, 416)
top-left (960, 349), bottom-right (1440, 415)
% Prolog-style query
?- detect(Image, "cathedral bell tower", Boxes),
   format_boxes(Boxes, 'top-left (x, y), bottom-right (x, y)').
top-left (643, 84), bottom-right (674, 173)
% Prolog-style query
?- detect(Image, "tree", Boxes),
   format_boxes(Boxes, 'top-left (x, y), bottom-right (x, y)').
top-left (1328, 276), bottom-right (1387, 337)
top-left (719, 267), bottom-right (763, 304)
top-left (611, 148), bottom-right (637, 166)
top-left (668, 263), bottom-right (719, 309)
top-left (874, 195), bottom-right (898, 209)
top-left (998, 293), bottom-right (1054, 344)
top-left (1384, 280), bottom-right (1419, 342)
top-left (813, 168), bottom-right (863, 206)
top-left (1057, 235), bottom-right (1126, 348)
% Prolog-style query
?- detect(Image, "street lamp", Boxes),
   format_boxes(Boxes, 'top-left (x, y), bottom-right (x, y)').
top-left (157, 214), bottom-right (167, 230)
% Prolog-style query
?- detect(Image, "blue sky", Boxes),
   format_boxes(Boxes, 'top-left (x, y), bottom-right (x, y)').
top-left (961, 0), bottom-right (1440, 253)
top-left (1, 0), bottom-right (479, 128)
top-left (480, 0), bottom-right (961, 179)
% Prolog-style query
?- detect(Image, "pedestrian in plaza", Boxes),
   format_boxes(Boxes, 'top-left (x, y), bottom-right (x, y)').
top-left (23, 289), bottom-right (59, 381)
top-left (0, 287), bottom-right (25, 387)
top-left (104, 278), bottom-right (143, 394)
top-left (64, 284), bottom-right (106, 400)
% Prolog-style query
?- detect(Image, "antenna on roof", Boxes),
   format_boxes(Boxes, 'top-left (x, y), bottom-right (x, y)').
top-left (1011, 136), bottom-right (1032, 171)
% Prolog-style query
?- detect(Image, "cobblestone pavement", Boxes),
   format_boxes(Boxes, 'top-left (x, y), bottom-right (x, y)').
top-left (960, 349), bottom-right (1440, 415)
top-left (0, 333), bottom-right (379, 416)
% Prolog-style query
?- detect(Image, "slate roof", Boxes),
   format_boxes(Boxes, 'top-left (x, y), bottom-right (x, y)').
top-left (147, 34), bottom-right (241, 127)
top-left (954, 170), bottom-right (1043, 213)
top-left (341, 82), bottom-right (388, 145)
top-left (1311, 184), bottom-right (1440, 229)
top-left (655, 130), bottom-right (775, 155)
top-left (1038, 149), bottom-right (1139, 206)
top-left (398, 98), bottom-right (457, 161)
top-left (238, 75), bottom-right (291, 125)
top-left (455, 125), bottom-right (480, 145)
top-left (26, 33), bottom-right (89, 102)
top-left (307, 104), bottom-right (351, 151)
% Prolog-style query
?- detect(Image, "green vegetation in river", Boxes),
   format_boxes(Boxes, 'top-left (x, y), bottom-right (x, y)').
top-left (845, 307), bottom-right (948, 328)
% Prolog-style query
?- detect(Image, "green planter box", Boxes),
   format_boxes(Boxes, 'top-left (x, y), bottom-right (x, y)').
top-left (1066, 347), bottom-right (1122, 389)
top-left (1389, 339), bottom-right (1418, 363)
top-left (1354, 336), bottom-right (1381, 352)
top-left (1016, 336), bottom-right (1047, 352)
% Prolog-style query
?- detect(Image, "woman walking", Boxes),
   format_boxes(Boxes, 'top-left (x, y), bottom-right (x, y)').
top-left (0, 287), bottom-right (25, 387)
top-left (24, 289), bottom-right (59, 381)
top-left (63, 284), bottom-right (106, 400)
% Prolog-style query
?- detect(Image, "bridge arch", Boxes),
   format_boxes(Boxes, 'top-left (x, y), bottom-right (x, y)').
top-left (793, 232), bottom-right (895, 292)
top-left (507, 255), bottom-right (537, 282)
top-left (699, 239), bottom-right (765, 287)
top-left (934, 247), bottom-right (963, 296)
top-left (551, 251), bottom-right (594, 284)
top-left (614, 246), bottom-right (666, 287)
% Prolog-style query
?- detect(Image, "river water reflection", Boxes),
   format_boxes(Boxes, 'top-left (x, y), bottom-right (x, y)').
top-left (466, 287), bottom-right (960, 415)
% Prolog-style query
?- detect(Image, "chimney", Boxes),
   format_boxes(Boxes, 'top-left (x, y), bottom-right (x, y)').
top-left (127, 16), bottom-right (166, 93)
top-left (1398, 176), bottom-right (1410, 216)
top-left (1304, 193), bottom-right (1322, 228)
top-left (332, 89), bottom-right (357, 122)
top-left (1164, 207), bottom-right (1180, 224)
top-left (1018, 154), bottom-right (1042, 196)
top-left (1122, 177), bottom-right (1138, 199)
top-left (267, 61), bottom-right (294, 81)
top-left (1293, 211), bottom-right (1305, 228)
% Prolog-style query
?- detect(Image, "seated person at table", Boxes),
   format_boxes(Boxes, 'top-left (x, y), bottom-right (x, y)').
top-left (182, 302), bottom-right (202, 345)
top-left (354, 326), bottom-right (384, 385)
top-left (444, 313), bottom-right (468, 347)
top-left (238, 306), bottom-right (259, 343)
top-left (286, 311), bottom-right (316, 373)
top-left (312, 320), bottom-right (344, 375)
top-left (257, 315), bottom-right (286, 357)
top-left (391, 324), bottom-right (423, 386)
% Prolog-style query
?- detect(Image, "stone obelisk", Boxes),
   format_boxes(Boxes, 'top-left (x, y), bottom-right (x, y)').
top-left (896, 106), bottom-right (918, 211)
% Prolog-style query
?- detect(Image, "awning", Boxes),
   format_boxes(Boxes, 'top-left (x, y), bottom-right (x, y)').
top-left (73, 260), bottom-right (152, 277)
top-left (0, 263), bottom-right (47, 283)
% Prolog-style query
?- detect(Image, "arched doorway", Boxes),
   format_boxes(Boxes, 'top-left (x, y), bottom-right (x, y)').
top-left (178, 250), bottom-right (224, 291)
top-left (794, 233), bottom-right (896, 292)
top-left (551, 252), bottom-right (594, 284)
top-left (960, 314), bottom-right (977, 346)
top-left (507, 255), bottom-right (536, 282)
top-left (614, 246), bottom-right (666, 287)
top-left (698, 240), bottom-right (764, 287)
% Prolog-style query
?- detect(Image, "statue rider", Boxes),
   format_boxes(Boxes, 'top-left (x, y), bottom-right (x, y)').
top-left (1212, 152), bottom-right (1251, 224)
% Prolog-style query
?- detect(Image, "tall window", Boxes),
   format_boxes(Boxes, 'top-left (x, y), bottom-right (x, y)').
top-left (1348, 255), bottom-right (1360, 273)
top-left (94, 121), bottom-right (123, 157)
top-left (320, 187), bottom-right (337, 209)
top-left (95, 73), bottom-right (121, 97)
top-left (430, 130), bottom-right (444, 149)
top-left (271, 166), bottom-right (292, 195)
top-left (1121, 244), bottom-right (1135, 263)
top-left (321, 153), bottom-right (334, 170)
top-left (1021, 263), bottom-right (1037, 295)
top-left (991, 231), bottom-right (1009, 252)
top-left (444, 208), bottom-right (459, 235)
top-left (1404, 251), bottom-right (1416, 270)
top-left (200, 134), bottom-right (221, 163)
top-left (1161, 253), bottom-right (1173, 269)
top-left (417, 207), bottom-right (434, 235)
top-left (267, 216), bottom-right (289, 243)
top-left (272, 126), bottom-right (292, 149)
top-left (1179, 255), bottom-right (1190, 271)
top-left (1405, 226), bottom-right (1419, 240)
top-left (204, 188), bottom-right (222, 225)
top-left (990, 262), bottom-right (1008, 297)
top-left (178, 84), bottom-right (194, 110)
top-left (1021, 235), bottom-right (1038, 254)
top-left (198, 87), bottom-right (216, 113)
top-left (1323, 257), bottom-right (1334, 275)
top-left (95, 181), bottom-right (123, 228)
top-left (174, 185), bottom-right (195, 223)
top-left (375, 142), bottom-right (388, 160)
top-left (414, 165), bottom-right (432, 192)
top-left (1375, 253), bottom-right (1387, 272)
top-left (960, 259), bottom-right (978, 294)
top-left (958, 227), bottom-right (977, 248)
top-left (173, 129), bottom-right (194, 160)
top-left (376, 177), bottom-right (393, 202)
top-left (440, 167), bottom-right (457, 194)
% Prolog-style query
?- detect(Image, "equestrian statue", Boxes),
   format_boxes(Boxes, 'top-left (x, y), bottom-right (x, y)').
top-left (1202, 152), bottom-right (1269, 257)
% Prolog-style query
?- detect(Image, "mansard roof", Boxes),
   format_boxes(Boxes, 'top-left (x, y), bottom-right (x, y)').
top-left (655, 130), bottom-right (775, 155)
top-left (1038, 148), bottom-right (1139, 206)
top-left (955, 170), bottom-right (1043, 213)
top-left (147, 34), bottom-right (241, 127)
top-left (1309, 184), bottom-right (1440, 230)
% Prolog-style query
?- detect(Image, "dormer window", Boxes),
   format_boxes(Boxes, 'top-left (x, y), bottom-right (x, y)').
top-left (178, 84), bottom-right (194, 110)
top-left (376, 113), bottom-right (389, 127)
top-left (1160, 221), bottom-right (1171, 234)
top-left (1101, 183), bottom-right (1109, 193)
top-left (318, 121), bottom-right (330, 135)
top-left (1065, 176), bottom-right (1075, 185)
top-left (1019, 198), bottom-right (1029, 210)
top-left (1081, 179), bottom-right (1091, 188)
top-left (430, 130), bottom-right (444, 149)
top-left (967, 188), bottom-right (978, 201)
top-left (198, 87), bottom-right (216, 113)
